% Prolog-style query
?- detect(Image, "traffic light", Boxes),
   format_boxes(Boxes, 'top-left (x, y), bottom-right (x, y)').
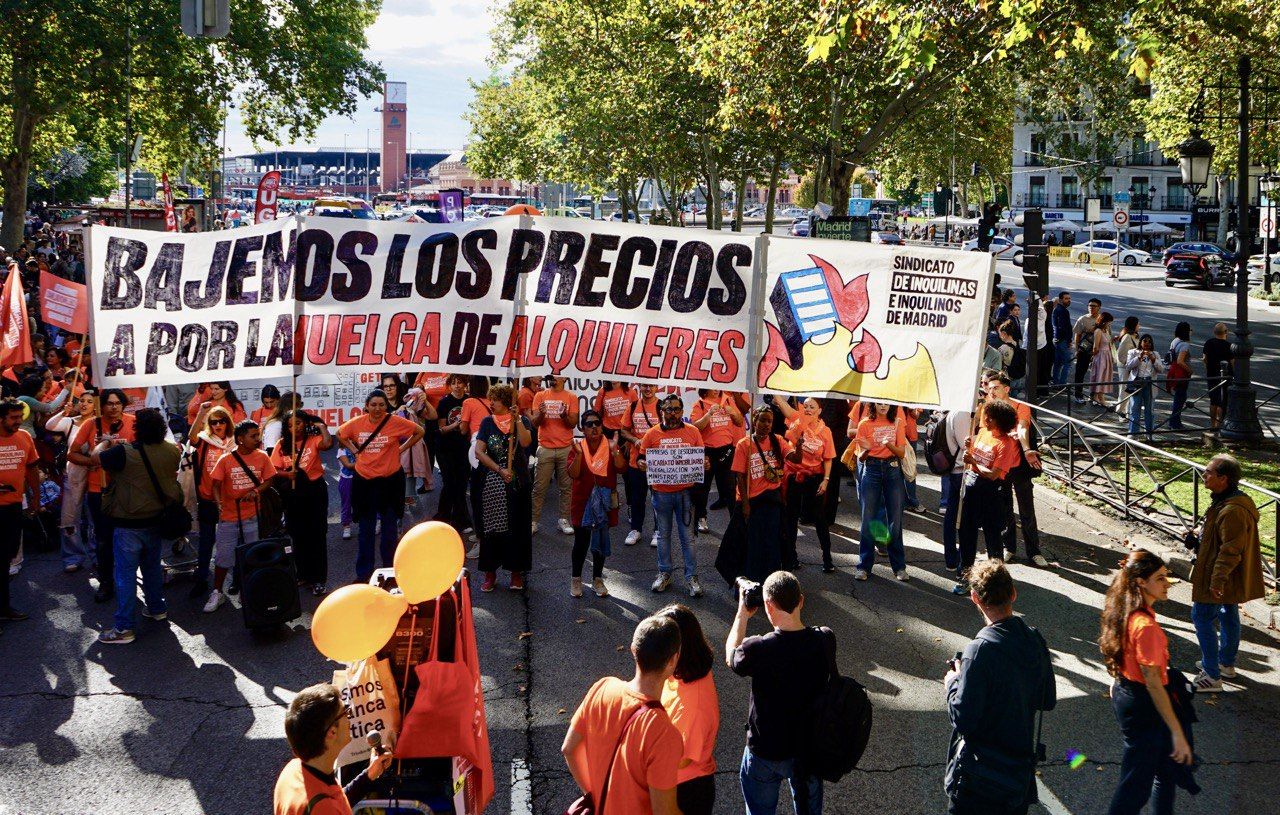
top-left (977, 202), bottom-right (999, 251)
top-left (1013, 208), bottom-right (1049, 297)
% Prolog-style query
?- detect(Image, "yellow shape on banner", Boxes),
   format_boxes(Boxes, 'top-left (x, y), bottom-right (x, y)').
top-left (765, 324), bottom-right (941, 405)
top-left (311, 584), bottom-right (408, 662)
top-left (394, 521), bottom-right (465, 604)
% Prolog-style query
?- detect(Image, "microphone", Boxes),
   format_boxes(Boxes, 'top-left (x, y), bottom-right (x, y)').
top-left (366, 730), bottom-right (390, 755)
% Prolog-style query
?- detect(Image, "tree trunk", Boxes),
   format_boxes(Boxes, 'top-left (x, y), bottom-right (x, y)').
top-left (733, 175), bottom-right (746, 232)
top-left (1, 104), bottom-right (38, 252)
top-left (830, 161), bottom-right (856, 215)
top-left (764, 150), bottom-right (781, 234)
top-left (1217, 176), bottom-right (1231, 247)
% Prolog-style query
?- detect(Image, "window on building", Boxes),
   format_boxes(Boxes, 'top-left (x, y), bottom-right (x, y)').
top-left (1097, 177), bottom-right (1113, 209)
top-left (1029, 176), bottom-right (1046, 207)
top-left (1027, 134), bottom-right (1046, 166)
top-left (1166, 178), bottom-right (1187, 210)
top-left (1061, 177), bottom-right (1080, 208)
top-left (1129, 177), bottom-right (1150, 209)
top-left (1132, 137), bottom-right (1156, 166)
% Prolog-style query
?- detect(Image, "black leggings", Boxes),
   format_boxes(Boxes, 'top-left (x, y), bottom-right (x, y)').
top-left (286, 475), bottom-right (329, 584)
top-left (783, 474), bottom-right (832, 567)
top-left (676, 773), bottom-right (715, 815)
top-left (570, 527), bottom-right (606, 579)
top-left (436, 447), bottom-right (472, 530)
top-left (958, 477), bottom-right (1008, 574)
top-left (694, 444), bottom-right (736, 521)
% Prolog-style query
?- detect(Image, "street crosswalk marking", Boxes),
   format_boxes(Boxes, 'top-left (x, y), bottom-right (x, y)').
top-left (1037, 777), bottom-right (1074, 815)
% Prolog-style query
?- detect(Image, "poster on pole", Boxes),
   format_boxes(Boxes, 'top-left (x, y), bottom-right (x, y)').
top-left (86, 217), bottom-right (299, 388)
top-left (756, 237), bottom-right (995, 409)
top-left (645, 445), bottom-right (707, 487)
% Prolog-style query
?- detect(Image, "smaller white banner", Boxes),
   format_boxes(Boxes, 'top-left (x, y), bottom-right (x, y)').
top-left (645, 446), bottom-right (705, 486)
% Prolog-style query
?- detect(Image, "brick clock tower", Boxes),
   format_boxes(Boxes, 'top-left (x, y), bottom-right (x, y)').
top-left (381, 81), bottom-right (407, 193)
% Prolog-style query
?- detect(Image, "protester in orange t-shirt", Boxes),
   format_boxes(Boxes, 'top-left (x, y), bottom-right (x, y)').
top-left (689, 389), bottom-right (743, 532)
top-left (982, 371), bottom-right (1045, 565)
top-left (250, 384), bottom-right (281, 425)
top-left (337, 389), bottom-right (424, 582)
top-left (272, 410), bottom-right (335, 594)
top-left (731, 407), bottom-right (798, 583)
top-left (595, 382), bottom-right (638, 438)
top-left (187, 381), bottom-right (247, 426)
top-left (620, 384), bottom-right (661, 546)
top-left (639, 395), bottom-right (706, 595)
top-left (532, 378), bottom-right (579, 535)
top-left (203, 421), bottom-right (276, 613)
top-left (774, 397), bottom-right (837, 572)
top-left (565, 409), bottom-right (626, 599)
top-left (67, 388), bottom-right (136, 603)
top-left (656, 605), bottom-right (720, 814)
top-left (852, 403), bottom-right (909, 582)
top-left (953, 399), bottom-right (1022, 595)
top-left (414, 371), bottom-right (451, 409)
top-left (0, 400), bottom-right (40, 617)
top-left (563, 616), bottom-right (684, 815)
top-left (187, 404), bottom-right (236, 597)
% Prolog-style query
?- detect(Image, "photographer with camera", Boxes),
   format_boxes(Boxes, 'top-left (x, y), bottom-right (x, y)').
top-left (944, 559), bottom-right (1055, 815)
top-left (271, 410), bottom-right (334, 596)
top-left (725, 571), bottom-right (833, 815)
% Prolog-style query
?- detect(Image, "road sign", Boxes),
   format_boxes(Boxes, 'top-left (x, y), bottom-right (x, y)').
top-left (1263, 199), bottom-right (1277, 240)
top-left (1084, 197), bottom-right (1101, 223)
top-left (847, 198), bottom-right (872, 217)
top-left (921, 193), bottom-right (934, 213)
top-left (1113, 191), bottom-right (1130, 229)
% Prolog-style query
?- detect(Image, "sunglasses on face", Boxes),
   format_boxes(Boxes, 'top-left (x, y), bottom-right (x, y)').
top-left (583, 420), bottom-right (602, 428)
top-left (662, 406), bottom-right (682, 412)
top-left (209, 419), bottom-right (228, 425)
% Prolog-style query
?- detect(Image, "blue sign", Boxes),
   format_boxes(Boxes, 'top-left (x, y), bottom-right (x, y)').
top-left (1044, 212), bottom-right (1064, 220)
top-left (847, 198), bottom-right (872, 217)
top-left (1114, 191), bottom-right (1131, 205)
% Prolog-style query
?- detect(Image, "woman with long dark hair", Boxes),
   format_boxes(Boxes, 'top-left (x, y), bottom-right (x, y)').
top-left (777, 396), bottom-right (836, 572)
top-left (657, 604), bottom-right (719, 815)
top-left (1167, 322), bottom-right (1193, 430)
top-left (380, 374), bottom-right (406, 410)
top-left (853, 402), bottom-right (906, 582)
top-left (272, 410), bottom-right (334, 595)
top-left (260, 391), bottom-right (302, 452)
top-left (1099, 550), bottom-right (1194, 815)
top-left (473, 383), bottom-right (533, 591)
top-left (690, 388), bottom-right (743, 532)
top-left (205, 382), bottom-right (247, 424)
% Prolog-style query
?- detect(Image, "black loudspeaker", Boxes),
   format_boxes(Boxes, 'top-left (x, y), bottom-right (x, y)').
top-left (235, 537), bottom-right (301, 629)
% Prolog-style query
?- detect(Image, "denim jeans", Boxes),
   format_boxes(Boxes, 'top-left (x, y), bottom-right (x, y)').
top-left (1190, 602), bottom-right (1241, 679)
top-left (739, 746), bottom-right (822, 815)
top-left (857, 458), bottom-right (905, 573)
top-left (113, 526), bottom-right (167, 632)
top-left (940, 472), bottom-right (963, 570)
top-left (652, 489), bottom-right (695, 579)
top-left (1127, 382), bottom-right (1155, 436)
top-left (1052, 340), bottom-right (1074, 385)
top-left (357, 510), bottom-right (399, 582)
top-left (1169, 383), bottom-right (1189, 429)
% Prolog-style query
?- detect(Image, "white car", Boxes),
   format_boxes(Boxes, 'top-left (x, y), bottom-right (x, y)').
top-left (778, 206), bottom-right (808, 219)
top-left (1247, 253), bottom-right (1280, 285)
top-left (1071, 240), bottom-right (1151, 266)
top-left (961, 235), bottom-right (1022, 262)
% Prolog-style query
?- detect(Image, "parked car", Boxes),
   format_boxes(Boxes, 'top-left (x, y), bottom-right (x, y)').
top-left (777, 206), bottom-right (807, 219)
top-left (871, 231), bottom-right (904, 246)
top-left (1162, 241), bottom-right (1234, 266)
top-left (742, 205), bottom-right (765, 218)
top-left (1164, 250), bottom-right (1234, 288)
top-left (544, 206), bottom-right (584, 218)
top-left (607, 211), bottom-right (649, 223)
top-left (961, 235), bottom-right (1022, 262)
top-left (1246, 253), bottom-right (1280, 285)
top-left (311, 196), bottom-right (377, 220)
top-left (1071, 240), bottom-right (1151, 266)
top-left (788, 216), bottom-right (810, 237)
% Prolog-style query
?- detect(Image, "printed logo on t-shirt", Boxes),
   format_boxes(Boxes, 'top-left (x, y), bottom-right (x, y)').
top-left (602, 395), bottom-right (630, 419)
top-left (632, 406), bottom-right (657, 435)
top-left (970, 441), bottom-right (998, 469)
top-left (750, 450), bottom-right (783, 482)
top-left (355, 431), bottom-right (393, 456)
top-left (801, 433), bottom-right (824, 455)
top-left (542, 399), bottom-right (566, 418)
top-left (872, 424), bottom-right (896, 446)
top-left (447, 407), bottom-right (463, 425)
top-left (0, 442), bottom-right (28, 473)
top-left (229, 462), bottom-right (267, 493)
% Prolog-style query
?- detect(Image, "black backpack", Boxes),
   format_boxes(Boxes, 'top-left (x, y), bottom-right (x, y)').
top-left (1006, 345), bottom-right (1027, 381)
top-left (805, 627), bottom-right (873, 782)
top-left (924, 412), bottom-right (958, 476)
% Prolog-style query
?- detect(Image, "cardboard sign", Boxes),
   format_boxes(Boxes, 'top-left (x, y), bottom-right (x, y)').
top-left (645, 445), bottom-right (705, 486)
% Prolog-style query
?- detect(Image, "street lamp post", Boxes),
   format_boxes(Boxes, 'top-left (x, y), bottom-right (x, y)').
top-left (1260, 170), bottom-right (1279, 294)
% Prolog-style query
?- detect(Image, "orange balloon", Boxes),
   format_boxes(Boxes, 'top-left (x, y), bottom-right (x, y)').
top-left (311, 584), bottom-right (408, 662)
top-left (503, 203), bottom-right (541, 216)
top-left (394, 521), bottom-right (465, 604)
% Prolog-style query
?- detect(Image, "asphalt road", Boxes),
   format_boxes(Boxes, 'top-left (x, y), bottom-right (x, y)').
top-left (2, 464), bottom-right (1276, 815)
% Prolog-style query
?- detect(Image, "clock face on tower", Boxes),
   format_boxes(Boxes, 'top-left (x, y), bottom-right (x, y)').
top-left (386, 81), bottom-right (407, 105)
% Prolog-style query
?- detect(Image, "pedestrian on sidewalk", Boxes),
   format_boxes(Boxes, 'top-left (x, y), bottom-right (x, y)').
top-left (657, 604), bottom-right (720, 815)
top-left (1073, 297), bottom-right (1101, 402)
top-left (561, 615), bottom-right (684, 815)
top-left (1050, 292), bottom-right (1074, 387)
top-left (1026, 294), bottom-right (1053, 398)
top-left (566, 409), bottom-right (624, 599)
top-left (1166, 322), bottom-right (1193, 430)
top-left (725, 571), bottom-right (833, 815)
top-left (944, 560), bottom-right (1055, 815)
top-left (640, 394), bottom-right (706, 596)
top-left (1201, 323), bottom-right (1234, 431)
top-left (1099, 550), bottom-right (1197, 815)
top-left (1088, 312), bottom-right (1117, 408)
top-left (954, 400), bottom-right (1020, 595)
top-left (531, 376), bottom-right (578, 536)
top-left (1122, 335), bottom-right (1165, 442)
top-left (1189, 454), bottom-right (1264, 692)
top-left (981, 375), bottom-right (1047, 567)
top-left (1114, 318), bottom-right (1142, 421)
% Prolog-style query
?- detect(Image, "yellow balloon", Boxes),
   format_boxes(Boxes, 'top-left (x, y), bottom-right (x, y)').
top-left (394, 521), bottom-right (465, 604)
top-left (311, 584), bottom-right (408, 662)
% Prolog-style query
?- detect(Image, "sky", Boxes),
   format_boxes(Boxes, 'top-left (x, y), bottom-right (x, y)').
top-left (223, 0), bottom-right (496, 156)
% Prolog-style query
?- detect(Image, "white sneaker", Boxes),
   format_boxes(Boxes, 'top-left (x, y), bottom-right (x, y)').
top-left (624, 530), bottom-right (641, 546)
top-left (688, 576), bottom-right (703, 597)
top-left (650, 534), bottom-right (659, 548)
top-left (8, 562), bottom-right (19, 576)
top-left (1031, 554), bottom-right (1050, 568)
top-left (466, 543), bottom-right (480, 559)
top-left (531, 522), bottom-right (540, 534)
top-left (1197, 660), bottom-right (1236, 679)
top-left (894, 570), bottom-right (909, 582)
top-left (651, 572), bottom-right (672, 592)
top-left (341, 525), bottom-right (352, 540)
top-left (593, 577), bottom-right (610, 598)
top-left (202, 590), bottom-right (226, 613)
top-left (570, 577), bottom-right (583, 598)
top-left (853, 569), bottom-right (869, 581)
top-left (1192, 671), bottom-right (1224, 692)
top-left (697, 518), bottom-right (710, 533)
top-left (558, 518), bottom-right (575, 535)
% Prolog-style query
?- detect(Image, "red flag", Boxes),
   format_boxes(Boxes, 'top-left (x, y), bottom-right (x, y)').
top-left (0, 269), bottom-right (33, 368)
top-left (255, 170), bottom-right (282, 224)
top-left (38, 270), bottom-right (89, 334)
top-left (161, 172), bottom-right (178, 232)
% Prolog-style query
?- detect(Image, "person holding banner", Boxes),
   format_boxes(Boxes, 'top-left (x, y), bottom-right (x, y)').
top-left (46, 388), bottom-right (97, 573)
top-left (338, 391), bottom-right (424, 584)
top-left (774, 397), bottom-right (836, 573)
top-left (690, 389), bottom-right (744, 534)
top-left (68, 389), bottom-right (136, 604)
top-left (594, 382), bottom-right (637, 441)
top-left (473, 383), bottom-right (534, 592)
top-left (272, 411), bottom-right (335, 596)
top-left (204, 420), bottom-right (276, 613)
top-left (620, 384), bottom-right (661, 547)
top-left (187, 404), bottom-right (236, 599)
top-left (954, 400), bottom-right (1021, 596)
top-left (531, 377), bottom-right (579, 536)
top-left (567, 410), bottom-right (626, 599)
top-left (732, 407), bottom-right (800, 584)
top-left (852, 403), bottom-right (908, 583)
top-left (639, 395), bottom-right (707, 597)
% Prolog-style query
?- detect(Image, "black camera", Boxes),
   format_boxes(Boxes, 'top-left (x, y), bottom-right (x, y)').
top-left (736, 577), bottom-right (763, 612)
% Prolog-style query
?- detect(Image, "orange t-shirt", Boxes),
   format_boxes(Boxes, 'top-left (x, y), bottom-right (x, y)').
top-left (690, 396), bottom-right (740, 448)
top-left (569, 677), bottom-right (683, 814)
top-left (0, 429), bottom-right (38, 506)
top-left (517, 386), bottom-right (538, 415)
top-left (195, 436), bottom-right (234, 501)
top-left (785, 416), bottom-right (835, 476)
top-left (903, 409), bottom-right (920, 443)
top-left (460, 397), bottom-right (492, 435)
top-left (533, 389), bottom-right (578, 448)
top-left (271, 434), bottom-right (325, 481)
top-left (209, 448), bottom-right (276, 523)
top-left (1121, 608), bottom-right (1169, 685)
top-left (968, 428), bottom-right (1019, 480)
top-left (187, 395), bottom-right (246, 426)
top-left (639, 424), bottom-right (704, 492)
top-left (661, 674), bottom-right (719, 784)
top-left (977, 399), bottom-right (1033, 432)
top-left (272, 757), bottom-right (352, 815)
top-left (250, 406), bottom-right (272, 424)
top-left (123, 387), bottom-right (149, 415)
top-left (624, 398), bottom-right (661, 466)
top-left (732, 434), bottom-right (792, 500)
top-left (337, 413), bottom-right (421, 479)
top-left (596, 387), bottom-right (638, 431)
top-left (415, 372), bottom-right (451, 408)
top-left (72, 413), bottom-right (137, 493)
top-left (855, 416), bottom-right (905, 460)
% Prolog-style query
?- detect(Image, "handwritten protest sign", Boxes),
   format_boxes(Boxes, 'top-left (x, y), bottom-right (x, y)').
top-left (645, 446), bottom-right (706, 487)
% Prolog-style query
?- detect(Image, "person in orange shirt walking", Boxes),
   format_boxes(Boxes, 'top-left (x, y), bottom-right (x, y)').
top-left (733, 407), bottom-right (799, 583)
top-left (204, 420), bottom-right (277, 613)
top-left (562, 615), bottom-right (684, 815)
top-left (954, 399), bottom-right (1021, 595)
top-left (532, 377), bottom-right (579, 536)
top-left (689, 389), bottom-right (743, 533)
top-left (776, 397), bottom-right (836, 572)
top-left (657, 604), bottom-right (720, 815)
top-left (639, 395), bottom-right (706, 596)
